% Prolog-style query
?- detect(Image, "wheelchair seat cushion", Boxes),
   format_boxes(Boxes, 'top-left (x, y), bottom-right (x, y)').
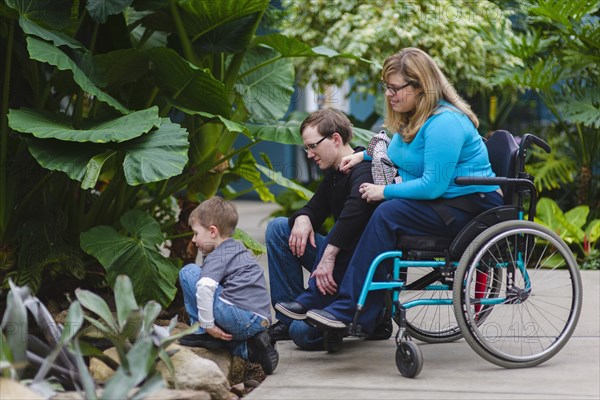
top-left (396, 235), bottom-right (452, 253)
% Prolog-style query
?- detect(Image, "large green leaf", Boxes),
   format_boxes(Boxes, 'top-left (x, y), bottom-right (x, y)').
top-left (120, 119), bottom-right (189, 185)
top-left (148, 47), bottom-right (230, 117)
top-left (80, 210), bottom-right (179, 307)
top-left (6, 0), bottom-right (74, 28)
top-left (24, 136), bottom-right (108, 185)
top-left (19, 16), bottom-right (83, 49)
top-left (255, 33), bottom-right (378, 66)
top-left (86, 0), bottom-right (133, 24)
top-left (246, 120), bottom-right (303, 145)
top-left (231, 150), bottom-right (275, 203)
top-left (255, 164), bottom-right (313, 200)
top-left (21, 119), bottom-right (188, 189)
top-left (26, 37), bottom-right (129, 114)
top-left (94, 48), bottom-right (150, 86)
top-left (169, 105), bottom-right (251, 138)
top-left (8, 107), bottom-right (160, 142)
top-left (237, 47), bottom-right (295, 122)
top-left (351, 126), bottom-right (377, 149)
top-left (177, 0), bottom-right (269, 50)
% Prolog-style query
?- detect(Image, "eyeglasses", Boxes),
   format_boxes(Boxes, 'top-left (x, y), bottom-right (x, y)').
top-left (303, 135), bottom-right (330, 153)
top-left (381, 81), bottom-right (413, 96)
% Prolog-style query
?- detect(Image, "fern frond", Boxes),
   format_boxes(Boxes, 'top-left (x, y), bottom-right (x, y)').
top-left (526, 136), bottom-right (578, 192)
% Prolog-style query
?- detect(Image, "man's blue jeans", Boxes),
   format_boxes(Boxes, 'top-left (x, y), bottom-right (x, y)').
top-left (179, 263), bottom-right (269, 360)
top-left (266, 217), bottom-right (326, 350)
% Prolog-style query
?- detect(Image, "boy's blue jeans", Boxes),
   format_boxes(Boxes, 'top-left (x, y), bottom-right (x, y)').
top-left (179, 263), bottom-right (269, 360)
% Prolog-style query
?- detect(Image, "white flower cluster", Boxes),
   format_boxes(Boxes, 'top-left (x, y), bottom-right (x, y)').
top-left (280, 0), bottom-right (518, 95)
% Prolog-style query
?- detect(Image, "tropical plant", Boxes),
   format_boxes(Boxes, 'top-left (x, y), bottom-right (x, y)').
top-left (494, 0), bottom-right (600, 213)
top-left (0, 0), bottom-right (370, 305)
top-left (535, 197), bottom-right (600, 266)
top-left (0, 275), bottom-right (197, 399)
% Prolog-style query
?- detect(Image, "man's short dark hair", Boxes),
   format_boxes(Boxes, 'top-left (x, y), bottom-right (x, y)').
top-left (300, 108), bottom-right (353, 144)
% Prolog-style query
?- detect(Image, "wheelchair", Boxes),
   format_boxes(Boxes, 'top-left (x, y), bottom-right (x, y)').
top-left (348, 130), bottom-right (583, 378)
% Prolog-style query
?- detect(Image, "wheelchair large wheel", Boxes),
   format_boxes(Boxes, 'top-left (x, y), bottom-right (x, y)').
top-left (453, 220), bottom-right (582, 368)
top-left (401, 267), bottom-right (462, 343)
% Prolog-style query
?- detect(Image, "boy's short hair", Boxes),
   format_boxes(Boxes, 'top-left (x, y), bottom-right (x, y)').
top-left (188, 196), bottom-right (238, 237)
top-left (300, 108), bottom-right (353, 144)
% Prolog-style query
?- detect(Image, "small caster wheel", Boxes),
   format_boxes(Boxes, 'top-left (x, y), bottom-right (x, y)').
top-left (323, 329), bottom-right (344, 353)
top-left (395, 341), bottom-right (423, 378)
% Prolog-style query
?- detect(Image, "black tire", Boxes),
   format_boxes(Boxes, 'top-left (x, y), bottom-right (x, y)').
top-left (395, 341), bottom-right (423, 378)
top-left (453, 220), bottom-right (582, 368)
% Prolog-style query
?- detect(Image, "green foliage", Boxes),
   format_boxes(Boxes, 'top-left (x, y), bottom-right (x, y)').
top-left (535, 197), bottom-right (600, 261)
top-left (1, 0), bottom-right (369, 305)
top-left (0, 276), bottom-right (197, 399)
top-left (80, 210), bottom-right (179, 308)
top-left (280, 0), bottom-right (516, 96)
top-left (495, 0), bottom-right (600, 207)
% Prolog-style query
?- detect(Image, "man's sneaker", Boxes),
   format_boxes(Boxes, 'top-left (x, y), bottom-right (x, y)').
top-left (305, 309), bottom-right (347, 330)
top-left (367, 307), bottom-right (393, 340)
top-left (179, 333), bottom-right (227, 349)
top-left (274, 301), bottom-right (308, 320)
top-left (247, 330), bottom-right (279, 375)
top-left (268, 320), bottom-right (291, 343)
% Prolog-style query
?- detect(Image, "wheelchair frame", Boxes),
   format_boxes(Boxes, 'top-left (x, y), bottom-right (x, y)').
top-left (348, 131), bottom-right (583, 378)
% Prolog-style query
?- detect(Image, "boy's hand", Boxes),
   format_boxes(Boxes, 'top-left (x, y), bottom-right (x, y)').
top-left (207, 326), bottom-right (233, 341)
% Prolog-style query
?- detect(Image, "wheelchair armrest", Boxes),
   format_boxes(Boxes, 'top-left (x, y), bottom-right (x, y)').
top-left (454, 177), bottom-right (538, 221)
top-left (454, 176), bottom-right (535, 189)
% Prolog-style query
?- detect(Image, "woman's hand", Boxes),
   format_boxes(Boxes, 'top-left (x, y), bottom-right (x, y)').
top-left (206, 325), bottom-right (232, 341)
top-left (339, 152), bottom-right (364, 173)
top-left (359, 183), bottom-right (385, 202)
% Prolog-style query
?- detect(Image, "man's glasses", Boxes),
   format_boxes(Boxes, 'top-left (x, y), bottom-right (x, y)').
top-left (381, 81), bottom-right (412, 96)
top-left (303, 135), bottom-right (330, 153)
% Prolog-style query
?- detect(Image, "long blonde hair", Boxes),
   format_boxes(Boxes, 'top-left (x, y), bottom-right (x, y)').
top-left (382, 48), bottom-right (478, 142)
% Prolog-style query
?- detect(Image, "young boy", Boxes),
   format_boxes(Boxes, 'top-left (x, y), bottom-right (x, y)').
top-left (178, 197), bottom-right (278, 374)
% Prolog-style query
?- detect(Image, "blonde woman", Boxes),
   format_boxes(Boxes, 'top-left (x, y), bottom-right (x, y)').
top-left (300, 48), bottom-right (504, 336)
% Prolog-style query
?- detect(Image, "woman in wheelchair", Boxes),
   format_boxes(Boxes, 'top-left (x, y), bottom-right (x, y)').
top-left (302, 47), bottom-right (504, 336)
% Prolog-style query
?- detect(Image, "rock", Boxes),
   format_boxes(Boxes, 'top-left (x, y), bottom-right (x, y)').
top-left (144, 388), bottom-right (212, 399)
top-left (230, 382), bottom-right (245, 397)
top-left (0, 378), bottom-right (44, 399)
top-left (156, 344), bottom-right (230, 399)
top-left (89, 347), bottom-right (119, 383)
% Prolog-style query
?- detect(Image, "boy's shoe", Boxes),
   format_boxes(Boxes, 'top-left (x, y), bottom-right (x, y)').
top-left (268, 321), bottom-right (291, 342)
top-left (274, 301), bottom-right (308, 320)
top-left (179, 333), bottom-right (226, 349)
top-left (247, 330), bottom-right (279, 375)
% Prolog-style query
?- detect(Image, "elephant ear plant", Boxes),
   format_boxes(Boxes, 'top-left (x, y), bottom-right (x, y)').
top-left (0, 275), bottom-right (197, 399)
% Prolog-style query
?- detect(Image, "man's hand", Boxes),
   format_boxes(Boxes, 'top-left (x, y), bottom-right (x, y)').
top-left (206, 325), bottom-right (232, 341)
top-left (359, 183), bottom-right (385, 202)
top-left (310, 244), bottom-right (340, 295)
top-left (289, 215), bottom-right (316, 257)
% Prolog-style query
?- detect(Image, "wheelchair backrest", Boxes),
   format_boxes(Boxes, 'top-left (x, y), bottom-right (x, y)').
top-left (485, 130), bottom-right (519, 205)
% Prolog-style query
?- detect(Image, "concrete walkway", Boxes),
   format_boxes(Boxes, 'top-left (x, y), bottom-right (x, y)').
top-left (233, 200), bottom-right (600, 400)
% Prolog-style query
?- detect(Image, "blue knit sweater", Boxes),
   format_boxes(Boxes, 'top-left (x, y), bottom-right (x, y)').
top-left (373, 102), bottom-right (499, 200)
